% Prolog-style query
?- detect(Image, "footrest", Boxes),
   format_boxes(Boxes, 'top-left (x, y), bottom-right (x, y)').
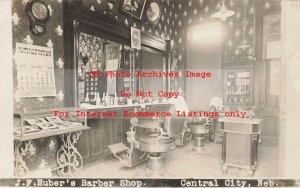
top-left (108, 143), bottom-right (129, 155)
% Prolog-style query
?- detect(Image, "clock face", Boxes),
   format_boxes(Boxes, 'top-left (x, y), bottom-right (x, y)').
top-left (147, 2), bottom-right (160, 22)
top-left (32, 1), bottom-right (48, 20)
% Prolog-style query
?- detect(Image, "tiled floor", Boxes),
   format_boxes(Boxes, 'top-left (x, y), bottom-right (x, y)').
top-left (75, 141), bottom-right (279, 178)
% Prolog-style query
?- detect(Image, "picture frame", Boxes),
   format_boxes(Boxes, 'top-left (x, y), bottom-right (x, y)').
top-left (120, 0), bottom-right (146, 20)
top-left (131, 27), bottom-right (141, 49)
top-left (262, 14), bottom-right (281, 59)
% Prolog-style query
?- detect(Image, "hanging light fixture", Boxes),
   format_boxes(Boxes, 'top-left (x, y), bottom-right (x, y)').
top-left (212, 0), bottom-right (235, 21)
top-left (238, 0), bottom-right (250, 50)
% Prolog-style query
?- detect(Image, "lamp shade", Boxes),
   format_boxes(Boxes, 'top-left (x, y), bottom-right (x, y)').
top-left (212, 1), bottom-right (235, 21)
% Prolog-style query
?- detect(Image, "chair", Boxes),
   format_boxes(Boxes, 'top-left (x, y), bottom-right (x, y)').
top-left (108, 105), bottom-right (186, 176)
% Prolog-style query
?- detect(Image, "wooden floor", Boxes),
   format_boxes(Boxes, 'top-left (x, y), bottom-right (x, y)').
top-left (75, 141), bottom-right (279, 178)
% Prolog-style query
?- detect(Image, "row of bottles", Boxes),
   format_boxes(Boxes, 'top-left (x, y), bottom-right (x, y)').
top-left (227, 78), bottom-right (250, 86)
top-left (226, 88), bottom-right (250, 95)
top-left (84, 92), bottom-right (122, 106)
top-left (227, 72), bottom-right (250, 78)
top-left (227, 97), bottom-right (250, 103)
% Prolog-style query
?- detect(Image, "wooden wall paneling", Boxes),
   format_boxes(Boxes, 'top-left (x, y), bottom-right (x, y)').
top-left (122, 119), bottom-right (130, 144)
top-left (90, 120), bottom-right (102, 155)
top-left (100, 118), bottom-right (112, 154)
top-left (77, 129), bottom-right (90, 158)
top-left (113, 118), bottom-right (123, 143)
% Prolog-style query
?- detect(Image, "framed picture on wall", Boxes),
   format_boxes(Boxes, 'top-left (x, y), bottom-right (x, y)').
top-left (263, 14), bottom-right (281, 59)
top-left (120, 0), bottom-right (146, 20)
top-left (131, 27), bottom-right (141, 49)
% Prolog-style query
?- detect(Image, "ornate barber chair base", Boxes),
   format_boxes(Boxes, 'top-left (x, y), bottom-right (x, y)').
top-left (136, 133), bottom-right (176, 177)
top-left (137, 154), bottom-right (172, 177)
top-left (134, 106), bottom-right (184, 177)
top-left (185, 118), bottom-right (211, 155)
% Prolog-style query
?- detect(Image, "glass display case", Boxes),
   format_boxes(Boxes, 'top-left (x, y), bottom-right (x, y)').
top-left (222, 65), bottom-right (253, 106)
top-left (14, 108), bottom-right (89, 141)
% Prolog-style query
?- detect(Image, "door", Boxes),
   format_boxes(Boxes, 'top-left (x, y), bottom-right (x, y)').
top-left (259, 59), bottom-right (279, 146)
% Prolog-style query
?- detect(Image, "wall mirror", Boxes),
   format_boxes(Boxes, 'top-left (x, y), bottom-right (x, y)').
top-left (140, 48), bottom-right (166, 96)
top-left (74, 33), bottom-right (168, 106)
top-left (75, 31), bottom-right (138, 106)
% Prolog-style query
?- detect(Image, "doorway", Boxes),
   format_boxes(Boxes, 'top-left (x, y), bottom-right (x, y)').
top-left (186, 24), bottom-right (222, 111)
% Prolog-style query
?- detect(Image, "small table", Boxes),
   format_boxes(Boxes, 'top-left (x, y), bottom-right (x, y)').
top-left (218, 117), bottom-right (262, 176)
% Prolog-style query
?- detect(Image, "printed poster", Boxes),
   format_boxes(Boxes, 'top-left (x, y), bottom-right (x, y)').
top-left (15, 43), bottom-right (56, 97)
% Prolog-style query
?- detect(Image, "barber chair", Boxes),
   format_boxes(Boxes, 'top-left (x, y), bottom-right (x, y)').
top-left (108, 106), bottom-right (185, 176)
top-left (186, 117), bottom-right (211, 154)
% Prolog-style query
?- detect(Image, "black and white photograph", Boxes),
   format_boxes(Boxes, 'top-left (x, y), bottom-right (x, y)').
top-left (0, 0), bottom-right (300, 187)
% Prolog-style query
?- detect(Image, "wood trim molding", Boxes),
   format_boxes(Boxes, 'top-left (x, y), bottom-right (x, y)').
top-left (141, 34), bottom-right (167, 52)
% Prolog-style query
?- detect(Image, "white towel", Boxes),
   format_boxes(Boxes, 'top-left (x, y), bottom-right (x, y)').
top-left (168, 96), bottom-right (189, 113)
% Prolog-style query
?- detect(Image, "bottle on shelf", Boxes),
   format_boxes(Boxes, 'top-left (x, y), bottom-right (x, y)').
top-left (85, 93), bottom-right (89, 102)
top-left (93, 92), bottom-right (97, 101)
top-left (96, 93), bottom-right (101, 106)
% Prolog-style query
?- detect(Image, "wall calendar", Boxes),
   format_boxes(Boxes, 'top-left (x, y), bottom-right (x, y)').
top-left (15, 43), bottom-right (56, 97)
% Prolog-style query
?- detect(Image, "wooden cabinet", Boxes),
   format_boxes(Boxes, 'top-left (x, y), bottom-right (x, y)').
top-left (77, 108), bottom-right (132, 163)
top-left (222, 65), bottom-right (254, 106)
top-left (219, 117), bottom-right (262, 176)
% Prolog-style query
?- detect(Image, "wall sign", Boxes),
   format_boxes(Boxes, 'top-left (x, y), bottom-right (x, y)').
top-left (15, 43), bottom-right (56, 97)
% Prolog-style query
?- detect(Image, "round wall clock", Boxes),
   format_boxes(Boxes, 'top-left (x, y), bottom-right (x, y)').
top-left (26, 0), bottom-right (50, 36)
top-left (146, 1), bottom-right (161, 24)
